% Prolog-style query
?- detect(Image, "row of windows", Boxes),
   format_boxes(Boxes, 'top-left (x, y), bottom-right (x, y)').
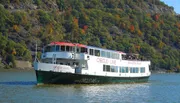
top-left (120, 67), bottom-right (145, 73)
top-left (103, 65), bottom-right (118, 73)
top-left (103, 65), bottom-right (146, 73)
top-left (44, 46), bottom-right (87, 53)
top-left (44, 45), bottom-right (119, 60)
top-left (101, 51), bottom-right (119, 59)
top-left (89, 49), bottom-right (119, 59)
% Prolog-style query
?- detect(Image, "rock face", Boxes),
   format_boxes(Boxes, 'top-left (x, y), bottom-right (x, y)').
top-left (15, 60), bottom-right (32, 69)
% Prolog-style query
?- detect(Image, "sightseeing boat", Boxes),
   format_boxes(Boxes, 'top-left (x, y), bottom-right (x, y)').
top-left (33, 42), bottom-right (151, 85)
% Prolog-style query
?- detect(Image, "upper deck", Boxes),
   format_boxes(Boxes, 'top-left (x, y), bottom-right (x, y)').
top-left (41, 42), bottom-right (145, 62)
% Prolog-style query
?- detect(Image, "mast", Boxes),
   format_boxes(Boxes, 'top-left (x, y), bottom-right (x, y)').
top-left (34, 42), bottom-right (38, 62)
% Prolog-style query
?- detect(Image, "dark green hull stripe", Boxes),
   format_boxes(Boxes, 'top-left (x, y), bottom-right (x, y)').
top-left (35, 70), bottom-right (150, 84)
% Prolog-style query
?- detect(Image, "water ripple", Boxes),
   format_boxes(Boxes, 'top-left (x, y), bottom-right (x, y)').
top-left (0, 81), bottom-right (36, 85)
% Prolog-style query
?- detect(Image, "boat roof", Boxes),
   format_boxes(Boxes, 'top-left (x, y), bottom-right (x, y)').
top-left (49, 42), bottom-right (125, 54)
top-left (50, 42), bottom-right (75, 46)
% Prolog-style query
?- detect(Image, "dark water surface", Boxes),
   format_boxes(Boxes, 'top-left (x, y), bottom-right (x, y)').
top-left (0, 70), bottom-right (180, 103)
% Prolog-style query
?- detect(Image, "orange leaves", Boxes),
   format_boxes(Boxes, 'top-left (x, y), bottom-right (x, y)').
top-left (80, 29), bottom-right (85, 34)
top-left (83, 25), bottom-right (88, 31)
top-left (175, 22), bottom-right (180, 29)
top-left (160, 20), bottom-right (164, 25)
top-left (12, 48), bottom-right (16, 55)
top-left (81, 25), bottom-right (88, 35)
top-left (13, 25), bottom-right (20, 32)
top-left (73, 18), bottom-right (78, 24)
top-left (72, 18), bottom-right (79, 30)
top-left (129, 25), bottom-right (135, 33)
top-left (154, 14), bottom-right (160, 21)
top-left (137, 29), bottom-right (143, 36)
top-left (135, 45), bottom-right (141, 52)
top-left (153, 23), bottom-right (159, 29)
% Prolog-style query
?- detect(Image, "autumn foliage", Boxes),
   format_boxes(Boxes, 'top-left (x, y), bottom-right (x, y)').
top-left (129, 25), bottom-right (135, 33)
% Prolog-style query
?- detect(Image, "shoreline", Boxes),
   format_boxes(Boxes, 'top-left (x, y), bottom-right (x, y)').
top-left (0, 67), bottom-right (34, 72)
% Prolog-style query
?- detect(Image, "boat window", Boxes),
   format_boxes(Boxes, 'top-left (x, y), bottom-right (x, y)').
top-left (51, 45), bottom-right (56, 51)
top-left (73, 62), bottom-right (79, 66)
top-left (77, 47), bottom-right (80, 53)
top-left (116, 54), bottom-right (120, 59)
top-left (133, 67), bottom-right (136, 73)
top-left (130, 67), bottom-right (133, 73)
top-left (45, 46), bottom-right (51, 52)
top-left (110, 52), bottom-right (113, 59)
top-left (135, 67), bottom-right (139, 73)
top-left (90, 49), bottom-right (94, 55)
top-left (61, 46), bottom-right (65, 51)
top-left (81, 47), bottom-right (87, 53)
top-left (66, 46), bottom-right (70, 51)
top-left (107, 52), bottom-right (110, 58)
top-left (140, 67), bottom-right (145, 73)
top-left (95, 50), bottom-right (100, 56)
top-left (104, 65), bottom-right (118, 73)
top-left (120, 67), bottom-right (126, 73)
top-left (106, 65), bottom-right (110, 72)
top-left (103, 65), bottom-right (106, 71)
top-left (125, 67), bottom-right (129, 73)
top-left (60, 63), bottom-right (63, 65)
top-left (72, 47), bottom-right (75, 52)
top-left (69, 46), bottom-right (72, 52)
top-left (56, 45), bottom-right (60, 51)
top-left (111, 66), bottom-right (118, 73)
top-left (101, 51), bottom-right (106, 57)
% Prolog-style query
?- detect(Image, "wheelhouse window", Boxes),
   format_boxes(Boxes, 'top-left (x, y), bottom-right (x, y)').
top-left (56, 45), bottom-right (60, 51)
top-left (77, 47), bottom-right (80, 53)
top-left (81, 47), bottom-right (87, 53)
top-left (44, 45), bottom-right (56, 52)
top-left (61, 46), bottom-right (65, 51)
top-left (66, 46), bottom-right (70, 52)
top-left (90, 49), bottom-right (94, 55)
top-left (44, 46), bottom-right (51, 52)
top-left (51, 45), bottom-right (56, 51)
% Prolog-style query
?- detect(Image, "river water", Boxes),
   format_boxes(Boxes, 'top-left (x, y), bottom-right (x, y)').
top-left (0, 70), bottom-right (180, 103)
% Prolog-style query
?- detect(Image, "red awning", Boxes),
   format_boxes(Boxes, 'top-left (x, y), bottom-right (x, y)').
top-left (50, 42), bottom-right (75, 46)
top-left (118, 51), bottom-right (126, 55)
top-left (76, 43), bottom-right (87, 48)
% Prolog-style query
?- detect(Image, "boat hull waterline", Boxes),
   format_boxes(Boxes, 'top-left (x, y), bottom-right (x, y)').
top-left (35, 70), bottom-right (150, 84)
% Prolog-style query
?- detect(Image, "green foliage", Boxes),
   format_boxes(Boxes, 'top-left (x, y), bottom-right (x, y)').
top-left (0, 0), bottom-right (179, 71)
top-left (56, 0), bottom-right (66, 11)
top-left (38, 10), bottom-right (53, 25)
top-left (5, 54), bottom-right (16, 68)
top-left (34, 0), bottom-right (41, 6)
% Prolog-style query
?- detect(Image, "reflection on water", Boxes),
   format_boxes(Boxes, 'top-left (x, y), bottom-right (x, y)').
top-left (0, 71), bottom-right (180, 103)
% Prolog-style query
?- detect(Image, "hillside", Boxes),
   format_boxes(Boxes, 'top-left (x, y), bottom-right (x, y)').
top-left (0, 0), bottom-right (180, 71)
